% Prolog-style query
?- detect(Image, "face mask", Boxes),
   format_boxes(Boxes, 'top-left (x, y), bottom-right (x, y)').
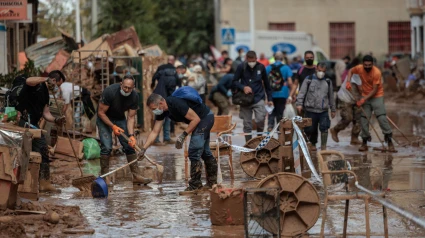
top-left (152, 108), bottom-right (163, 116)
top-left (120, 89), bottom-right (131, 97)
top-left (248, 62), bottom-right (256, 68)
top-left (305, 59), bottom-right (314, 66)
top-left (364, 67), bottom-right (372, 73)
top-left (178, 74), bottom-right (184, 79)
top-left (317, 71), bottom-right (325, 79)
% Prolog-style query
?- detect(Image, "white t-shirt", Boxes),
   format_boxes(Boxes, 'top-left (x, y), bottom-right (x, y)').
top-left (60, 82), bottom-right (81, 104)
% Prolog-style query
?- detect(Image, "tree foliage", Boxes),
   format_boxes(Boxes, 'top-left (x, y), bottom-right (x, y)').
top-left (96, 0), bottom-right (214, 55)
top-left (38, 0), bottom-right (76, 38)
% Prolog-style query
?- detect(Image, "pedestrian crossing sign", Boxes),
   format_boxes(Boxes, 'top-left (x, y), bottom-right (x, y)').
top-left (221, 28), bottom-right (235, 45)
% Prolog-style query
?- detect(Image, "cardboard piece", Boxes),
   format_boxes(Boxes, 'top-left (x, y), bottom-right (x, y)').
top-left (210, 187), bottom-right (244, 226)
top-left (54, 136), bottom-right (84, 158)
top-left (0, 123), bottom-right (42, 138)
top-left (18, 152), bottom-right (41, 201)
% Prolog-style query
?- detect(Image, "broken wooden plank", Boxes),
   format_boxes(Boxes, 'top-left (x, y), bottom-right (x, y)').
top-left (0, 123), bottom-right (43, 138)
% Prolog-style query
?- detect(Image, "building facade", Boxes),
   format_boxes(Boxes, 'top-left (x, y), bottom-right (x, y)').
top-left (220, 0), bottom-right (410, 60)
top-left (407, 0), bottom-right (425, 59)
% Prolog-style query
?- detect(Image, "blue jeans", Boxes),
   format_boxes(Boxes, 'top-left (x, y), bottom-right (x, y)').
top-left (188, 112), bottom-right (215, 162)
top-left (155, 116), bottom-right (171, 142)
top-left (97, 117), bottom-right (135, 156)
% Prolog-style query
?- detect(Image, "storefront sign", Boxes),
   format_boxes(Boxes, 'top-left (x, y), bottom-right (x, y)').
top-left (0, 0), bottom-right (27, 21)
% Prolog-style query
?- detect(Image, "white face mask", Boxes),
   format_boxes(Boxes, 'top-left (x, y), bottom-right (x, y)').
top-left (120, 89), bottom-right (131, 97)
top-left (248, 62), bottom-right (256, 68)
top-left (152, 108), bottom-right (163, 115)
top-left (317, 71), bottom-right (325, 79)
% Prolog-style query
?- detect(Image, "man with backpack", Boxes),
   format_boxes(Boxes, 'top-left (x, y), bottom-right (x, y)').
top-left (12, 70), bottom-right (67, 193)
top-left (141, 87), bottom-right (217, 194)
top-left (232, 51), bottom-right (273, 142)
top-left (296, 62), bottom-right (336, 151)
top-left (292, 51), bottom-right (317, 116)
top-left (151, 55), bottom-right (181, 146)
top-left (265, 52), bottom-right (294, 131)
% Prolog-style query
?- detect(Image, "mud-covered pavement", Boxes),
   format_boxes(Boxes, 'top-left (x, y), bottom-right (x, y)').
top-left (36, 102), bottom-right (425, 237)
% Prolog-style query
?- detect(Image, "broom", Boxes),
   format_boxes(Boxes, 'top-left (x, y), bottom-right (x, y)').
top-left (48, 86), bottom-right (96, 191)
top-left (120, 133), bottom-right (164, 183)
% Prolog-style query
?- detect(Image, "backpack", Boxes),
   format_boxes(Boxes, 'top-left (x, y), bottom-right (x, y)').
top-left (171, 86), bottom-right (203, 104)
top-left (5, 74), bottom-right (27, 110)
top-left (268, 64), bottom-right (284, 91)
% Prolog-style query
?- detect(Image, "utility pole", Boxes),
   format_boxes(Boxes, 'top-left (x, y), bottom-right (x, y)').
top-left (249, 0), bottom-right (255, 50)
top-left (91, 0), bottom-right (98, 38)
top-left (75, 0), bottom-right (81, 45)
top-left (214, 0), bottom-right (221, 50)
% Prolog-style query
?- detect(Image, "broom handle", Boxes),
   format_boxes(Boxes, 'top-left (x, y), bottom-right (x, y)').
top-left (119, 132), bottom-right (160, 166)
top-left (49, 86), bottom-right (84, 176)
top-left (359, 106), bottom-right (386, 148)
top-left (100, 157), bottom-right (139, 178)
top-left (386, 116), bottom-right (412, 143)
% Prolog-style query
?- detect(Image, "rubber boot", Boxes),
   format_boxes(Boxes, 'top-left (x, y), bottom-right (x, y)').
top-left (179, 160), bottom-right (203, 195)
top-left (100, 155), bottom-right (113, 187)
top-left (358, 138), bottom-right (369, 152)
top-left (245, 134), bottom-right (252, 143)
top-left (320, 132), bottom-right (328, 151)
top-left (330, 127), bottom-right (339, 142)
top-left (203, 156), bottom-right (218, 190)
top-left (38, 162), bottom-right (61, 193)
top-left (350, 135), bottom-right (362, 145)
top-left (385, 134), bottom-right (398, 153)
top-left (127, 154), bottom-right (152, 185)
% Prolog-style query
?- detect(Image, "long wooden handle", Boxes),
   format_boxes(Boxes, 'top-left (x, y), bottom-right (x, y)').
top-left (387, 116), bottom-right (412, 143)
top-left (100, 158), bottom-right (138, 178)
top-left (119, 132), bottom-right (160, 166)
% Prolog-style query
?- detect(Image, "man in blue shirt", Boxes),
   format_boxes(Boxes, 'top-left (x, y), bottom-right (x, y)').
top-left (266, 52), bottom-right (294, 131)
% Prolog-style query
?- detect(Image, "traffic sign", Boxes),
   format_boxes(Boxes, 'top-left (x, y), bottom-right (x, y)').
top-left (221, 28), bottom-right (235, 45)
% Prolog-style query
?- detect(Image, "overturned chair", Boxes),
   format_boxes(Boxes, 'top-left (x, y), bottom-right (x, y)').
top-left (184, 115), bottom-right (236, 180)
top-left (317, 150), bottom-right (388, 238)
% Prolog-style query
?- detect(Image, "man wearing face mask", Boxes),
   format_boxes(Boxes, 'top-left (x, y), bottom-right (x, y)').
top-left (232, 50), bottom-right (273, 142)
top-left (97, 75), bottom-right (152, 186)
top-left (345, 55), bottom-right (396, 152)
top-left (17, 70), bottom-right (66, 193)
top-left (296, 62), bottom-right (336, 151)
top-left (292, 51), bottom-right (317, 108)
top-left (142, 92), bottom-right (217, 194)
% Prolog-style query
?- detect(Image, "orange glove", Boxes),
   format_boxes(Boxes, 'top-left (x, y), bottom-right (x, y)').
top-left (356, 98), bottom-right (365, 107)
top-left (112, 125), bottom-right (124, 136)
top-left (346, 81), bottom-right (352, 91)
top-left (128, 136), bottom-right (136, 148)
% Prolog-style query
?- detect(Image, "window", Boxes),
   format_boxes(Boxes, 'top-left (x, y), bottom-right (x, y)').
top-left (329, 22), bottom-right (355, 59)
top-left (388, 22), bottom-right (411, 54)
top-left (268, 23), bottom-right (295, 31)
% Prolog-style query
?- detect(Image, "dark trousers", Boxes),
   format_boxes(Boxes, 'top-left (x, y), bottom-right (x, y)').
top-left (268, 98), bottom-right (287, 130)
top-left (304, 111), bottom-right (331, 145)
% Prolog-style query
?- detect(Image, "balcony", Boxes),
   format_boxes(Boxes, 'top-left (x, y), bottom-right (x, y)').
top-left (406, 0), bottom-right (425, 15)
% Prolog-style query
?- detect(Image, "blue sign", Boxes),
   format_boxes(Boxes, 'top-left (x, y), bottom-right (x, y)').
top-left (235, 45), bottom-right (250, 53)
top-left (221, 28), bottom-right (235, 45)
top-left (271, 43), bottom-right (297, 54)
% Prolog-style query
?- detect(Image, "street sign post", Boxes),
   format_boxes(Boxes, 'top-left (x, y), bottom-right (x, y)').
top-left (221, 28), bottom-right (235, 45)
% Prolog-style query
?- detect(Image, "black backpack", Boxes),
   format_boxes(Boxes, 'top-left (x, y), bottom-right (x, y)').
top-left (268, 64), bottom-right (284, 91)
top-left (5, 74), bottom-right (27, 110)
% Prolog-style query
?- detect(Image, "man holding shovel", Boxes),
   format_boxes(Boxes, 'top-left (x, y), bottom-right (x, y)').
top-left (97, 75), bottom-right (152, 186)
top-left (345, 55), bottom-right (396, 152)
top-left (142, 89), bottom-right (217, 194)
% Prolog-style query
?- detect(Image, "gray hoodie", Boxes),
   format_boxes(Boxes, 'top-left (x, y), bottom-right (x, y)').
top-left (296, 74), bottom-right (336, 113)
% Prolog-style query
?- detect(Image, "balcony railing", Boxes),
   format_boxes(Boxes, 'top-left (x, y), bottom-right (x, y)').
top-left (406, 0), bottom-right (425, 15)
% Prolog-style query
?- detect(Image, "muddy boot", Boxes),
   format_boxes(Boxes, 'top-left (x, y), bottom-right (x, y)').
top-left (310, 144), bottom-right (317, 152)
top-left (179, 160), bottom-right (203, 195)
top-left (385, 134), bottom-right (398, 153)
top-left (245, 134), bottom-right (252, 143)
top-left (203, 156), bottom-right (218, 190)
top-left (330, 127), bottom-right (339, 143)
top-left (350, 135), bottom-right (362, 145)
top-left (39, 163), bottom-right (61, 193)
top-left (127, 154), bottom-right (152, 185)
top-left (100, 155), bottom-right (113, 187)
top-left (320, 132), bottom-right (328, 151)
top-left (358, 139), bottom-right (369, 152)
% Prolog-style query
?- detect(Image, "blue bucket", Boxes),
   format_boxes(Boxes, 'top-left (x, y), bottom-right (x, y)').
top-left (91, 177), bottom-right (108, 198)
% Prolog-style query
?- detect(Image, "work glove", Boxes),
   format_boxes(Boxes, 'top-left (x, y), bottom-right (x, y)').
top-left (112, 125), bottom-right (124, 136)
top-left (54, 116), bottom-right (66, 126)
top-left (226, 90), bottom-right (233, 98)
top-left (346, 82), bottom-right (352, 91)
top-left (137, 147), bottom-right (146, 160)
top-left (356, 98), bottom-right (366, 107)
top-left (128, 136), bottom-right (136, 148)
top-left (175, 131), bottom-right (188, 149)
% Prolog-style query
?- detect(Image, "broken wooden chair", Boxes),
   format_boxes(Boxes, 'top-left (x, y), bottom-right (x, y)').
top-left (317, 150), bottom-right (388, 238)
top-left (184, 115), bottom-right (236, 180)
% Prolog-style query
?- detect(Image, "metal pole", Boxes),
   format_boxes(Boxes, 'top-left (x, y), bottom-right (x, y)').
top-left (75, 0), bottom-right (81, 44)
top-left (91, 0), bottom-right (98, 38)
top-left (249, 0), bottom-right (255, 50)
top-left (214, 0), bottom-right (221, 50)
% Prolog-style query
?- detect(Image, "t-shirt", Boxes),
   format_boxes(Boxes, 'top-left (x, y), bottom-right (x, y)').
top-left (99, 83), bottom-right (139, 120)
top-left (19, 81), bottom-right (50, 125)
top-left (351, 65), bottom-right (384, 98)
top-left (155, 96), bottom-right (209, 124)
top-left (295, 66), bottom-right (316, 88)
top-left (60, 82), bottom-right (80, 104)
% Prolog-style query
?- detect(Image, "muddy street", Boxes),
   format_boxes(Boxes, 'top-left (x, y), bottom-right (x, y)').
top-left (25, 104), bottom-right (424, 237)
